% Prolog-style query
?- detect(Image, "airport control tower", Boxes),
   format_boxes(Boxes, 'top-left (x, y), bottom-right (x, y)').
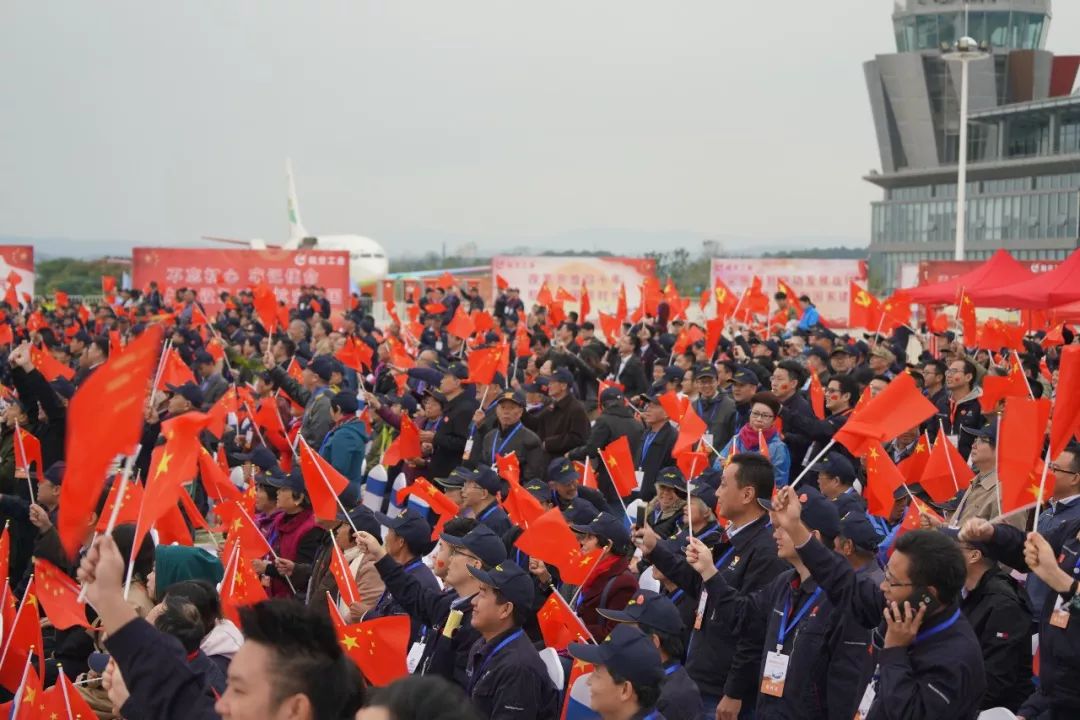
top-left (864, 0), bottom-right (1080, 289)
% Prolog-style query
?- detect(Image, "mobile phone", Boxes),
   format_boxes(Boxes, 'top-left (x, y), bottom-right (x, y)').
top-left (636, 506), bottom-right (646, 529)
top-left (911, 586), bottom-right (940, 615)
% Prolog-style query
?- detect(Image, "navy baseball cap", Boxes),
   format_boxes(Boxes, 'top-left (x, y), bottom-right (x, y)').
top-left (653, 467), bottom-right (685, 490)
top-left (338, 505), bottom-right (382, 539)
top-left (830, 345), bottom-right (855, 357)
top-left (49, 377), bottom-right (76, 400)
top-left (166, 382), bottom-right (204, 407)
top-left (688, 483), bottom-right (717, 510)
top-left (761, 486), bottom-right (840, 539)
top-left (732, 367), bottom-right (760, 386)
top-left (436, 469), bottom-right (467, 489)
top-left (570, 511), bottom-right (631, 549)
top-left (523, 480), bottom-right (551, 504)
top-left (546, 458), bottom-right (579, 485)
top-left (440, 524), bottom-right (507, 567)
top-left (443, 362), bottom-right (469, 381)
top-left (495, 389), bottom-right (526, 407)
top-left (806, 346), bottom-right (829, 364)
top-left (424, 388), bottom-right (449, 406)
top-left (965, 423), bottom-right (997, 445)
top-left (331, 391), bottom-right (359, 415)
top-left (236, 446), bottom-right (280, 473)
top-left (662, 366), bottom-right (685, 384)
top-left (839, 511), bottom-right (883, 553)
top-left (308, 355), bottom-right (336, 381)
top-left (694, 364), bottom-right (718, 379)
top-left (568, 624), bottom-right (663, 687)
top-left (468, 561), bottom-right (535, 610)
top-left (550, 367), bottom-right (575, 385)
top-left (375, 509), bottom-right (434, 554)
top-left (562, 498), bottom-right (600, 526)
top-left (455, 465), bottom-right (502, 494)
top-left (599, 386), bottom-right (626, 405)
top-left (193, 349), bottom-right (215, 365)
top-left (811, 452), bottom-right (857, 485)
top-left (43, 461), bottom-right (65, 486)
top-left (263, 467), bottom-right (305, 494)
top-left (598, 589), bottom-right (684, 635)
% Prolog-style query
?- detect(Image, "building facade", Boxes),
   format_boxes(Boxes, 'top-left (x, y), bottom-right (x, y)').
top-left (865, 0), bottom-right (1080, 290)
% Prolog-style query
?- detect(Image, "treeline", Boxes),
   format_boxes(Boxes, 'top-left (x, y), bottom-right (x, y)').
top-left (35, 258), bottom-right (129, 296)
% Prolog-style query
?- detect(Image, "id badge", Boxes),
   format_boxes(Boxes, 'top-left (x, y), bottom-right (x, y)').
top-left (760, 650), bottom-right (789, 697)
top-left (462, 437), bottom-right (474, 460)
top-left (406, 641), bottom-right (426, 673)
top-left (854, 681), bottom-right (876, 720)
top-left (436, 341), bottom-right (444, 351)
top-left (702, 432), bottom-right (714, 449)
top-left (1051, 595), bottom-right (1070, 629)
top-left (634, 469), bottom-right (644, 489)
top-left (694, 590), bottom-right (708, 630)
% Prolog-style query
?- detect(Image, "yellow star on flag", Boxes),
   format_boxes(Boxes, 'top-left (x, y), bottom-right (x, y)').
top-left (156, 450), bottom-right (174, 475)
top-left (341, 634), bottom-right (359, 650)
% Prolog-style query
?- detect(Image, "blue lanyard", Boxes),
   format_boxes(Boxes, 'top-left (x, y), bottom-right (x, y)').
top-left (490, 423), bottom-right (523, 464)
top-left (403, 558), bottom-right (424, 573)
top-left (471, 629), bottom-right (524, 689)
top-left (697, 398), bottom-right (719, 424)
top-left (376, 558), bottom-right (423, 610)
top-left (714, 546), bottom-right (736, 569)
top-left (432, 417), bottom-right (443, 432)
top-left (663, 663), bottom-right (680, 676)
top-left (914, 608), bottom-right (960, 644)
top-left (639, 431), bottom-right (658, 466)
top-left (670, 589), bottom-right (684, 604)
top-left (641, 711), bottom-right (661, 720)
top-left (697, 524), bottom-right (720, 543)
top-left (777, 586), bottom-right (823, 649)
top-left (478, 503), bottom-right (499, 521)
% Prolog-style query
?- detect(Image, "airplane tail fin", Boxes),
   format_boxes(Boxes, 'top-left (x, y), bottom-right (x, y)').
top-left (286, 158), bottom-right (309, 246)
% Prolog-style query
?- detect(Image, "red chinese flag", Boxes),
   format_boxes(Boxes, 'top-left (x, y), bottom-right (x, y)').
top-left (13, 427), bottom-right (42, 482)
top-left (330, 539), bottom-right (361, 606)
top-left (59, 325), bottom-right (162, 555)
top-left (220, 544), bottom-right (269, 626)
top-left (39, 666), bottom-right (96, 720)
top-left (897, 433), bottom-right (932, 484)
top-left (704, 317), bottom-right (725, 360)
top-left (777, 280), bottom-right (803, 318)
top-left (467, 345), bottom-right (503, 385)
top-left (337, 615), bottom-right (410, 686)
top-left (555, 287), bottom-right (576, 304)
top-left (446, 307), bottom-right (475, 339)
top-left (958, 290), bottom-right (978, 344)
top-left (0, 325), bottom-right (12, 346)
top-left (336, 337), bottom-right (374, 372)
top-left (833, 372), bottom-right (937, 457)
top-left (397, 414), bottom-right (423, 461)
top-left (675, 449), bottom-right (708, 482)
top-left (918, 432), bottom-right (975, 504)
top-left (514, 322), bottom-right (532, 357)
top-left (597, 312), bottom-right (620, 344)
top-left (1051, 345), bottom-right (1080, 458)
top-left (579, 283), bottom-right (591, 320)
top-left (156, 348), bottom-right (196, 390)
top-left (251, 282), bottom-right (280, 333)
top-left (495, 452), bottom-right (521, 487)
top-left (0, 581), bottom-right (43, 692)
top-left (848, 282), bottom-right (882, 331)
top-left (0, 524), bottom-right (9, 586)
top-left (600, 436), bottom-right (638, 498)
top-left (496, 274), bottom-right (509, 291)
top-left (437, 271), bottom-right (456, 290)
top-left (658, 390), bottom-right (688, 425)
top-left (672, 404), bottom-right (707, 457)
top-left (536, 281), bottom-right (554, 307)
top-left (979, 364), bottom-right (1032, 413)
top-left (472, 310), bottom-right (496, 336)
top-left (94, 479), bottom-right (145, 533)
top-left (615, 284), bottom-right (628, 324)
top-left (2, 285), bottom-right (16, 310)
top-left (537, 591), bottom-right (591, 651)
top-left (29, 344), bottom-right (75, 382)
top-left (298, 439), bottom-right (349, 522)
top-left (54, 291), bottom-right (69, 308)
top-left (198, 447), bottom-right (244, 505)
top-left (809, 371), bottom-right (826, 420)
top-left (101, 276), bottom-right (117, 294)
top-left (714, 281), bottom-right (738, 319)
top-left (31, 558), bottom-right (89, 630)
top-left (502, 481), bottom-right (546, 530)
top-left (132, 414), bottom-right (209, 552)
top-left (999, 397), bottom-right (1053, 516)
top-left (863, 442), bottom-right (905, 517)
top-left (513, 508), bottom-right (602, 585)
top-left (216, 499), bottom-right (275, 559)
top-left (397, 478), bottom-right (459, 538)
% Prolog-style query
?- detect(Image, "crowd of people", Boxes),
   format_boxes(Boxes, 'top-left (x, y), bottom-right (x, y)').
top-left (1, 276), bottom-right (1079, 720)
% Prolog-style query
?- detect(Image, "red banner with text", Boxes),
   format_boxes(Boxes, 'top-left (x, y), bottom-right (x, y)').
top-left (132, 247), bottom-right (350, 314)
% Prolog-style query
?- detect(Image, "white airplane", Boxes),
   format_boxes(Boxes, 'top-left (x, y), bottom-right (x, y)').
top-left (205, 159), bottom-right (389, 285)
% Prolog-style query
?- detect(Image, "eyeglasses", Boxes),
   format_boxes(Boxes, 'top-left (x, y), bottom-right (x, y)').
top-left (945, 368), bottom-right (964, 375)
top-left (749, 411), bottom-right (775, 420)
top-left (826, 388), bottom-right (842, 396)
top-left (450, 547), bottom-right (481, 562)
top-left (1049, 464), bottom-right (1080, 477)
top-left (883, 568), bottom-right (913, 588)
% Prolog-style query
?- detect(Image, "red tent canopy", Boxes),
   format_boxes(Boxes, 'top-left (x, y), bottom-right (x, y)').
top-left (905, 249), bottom-right (1034, 305)
top-left (978, 248), bottom-right (1080, 309)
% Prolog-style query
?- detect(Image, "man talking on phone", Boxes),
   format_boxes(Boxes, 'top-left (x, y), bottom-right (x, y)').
top-left (770, 485), bottom-right (985, 720)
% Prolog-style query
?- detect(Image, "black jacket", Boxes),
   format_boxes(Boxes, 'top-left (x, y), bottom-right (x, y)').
top-left (658, 659), bottom-right (704, 720)
top-left (933, 391), bottom-right (984, 460)
top-left (782, 408), bottom-right (854, 480)
top-left (374, 554), bottom-right (481, 689)
top-left (367, 556), bottom-right (441, 646)
top-left (984, 520), bottom-right (1080, 717)
top-left (797, 537), bottom-right (986, 720)
top-left (649, 513), bottom-right (789, 697)
top-left (10, 366), bottom-right (66, 470)
top-left (638, 423), bottom-right (677, 501)
top-left (568, 404), bottom-right (643, 503)
top-left (476, 421), bottom-right (545, 482)
top-left (524, 393), bottom-right (589, 465)
top-left (692, 394), bottom-right (737, 453)
top-left (717, 568), bottom-right (874, 720)
top-left (465, 627), bottom-right (561, 720)
top-left (429, 391), bottom-right (480, 480)
top-left (777, 393), bottom-right (816, 471)
top-left (611, 353), bottom-right (649, 398)
top-left (474, 500), bottom-right (512, 537)
top-left (959, 565), bottom-right (1033, 712)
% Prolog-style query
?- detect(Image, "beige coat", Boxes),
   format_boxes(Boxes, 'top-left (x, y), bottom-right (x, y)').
top-left (954, 470), bottom-right (1025, 529)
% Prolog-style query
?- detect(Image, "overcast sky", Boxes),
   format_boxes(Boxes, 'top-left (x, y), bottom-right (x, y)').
top-left (3, 1), bottom-right (1079, 258)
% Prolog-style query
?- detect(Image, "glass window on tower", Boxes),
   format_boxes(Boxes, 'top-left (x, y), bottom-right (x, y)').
top-left (917, 14), bottom-right (938, 50)
top-left (986, 12), bottom-right (1012, 48)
